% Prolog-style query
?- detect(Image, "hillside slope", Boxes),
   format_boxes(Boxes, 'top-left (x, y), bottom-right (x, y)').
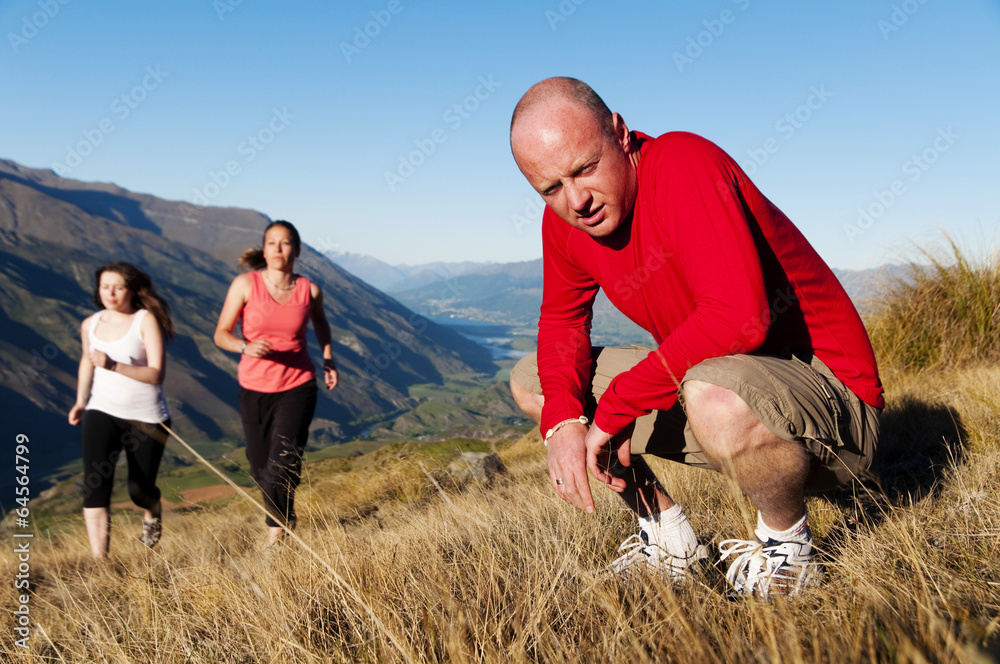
top-left (0, 158), bottom-right (496, 490)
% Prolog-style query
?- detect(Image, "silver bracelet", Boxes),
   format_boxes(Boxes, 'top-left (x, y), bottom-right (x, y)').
top-left (544, 416), bottom-right (588, 446)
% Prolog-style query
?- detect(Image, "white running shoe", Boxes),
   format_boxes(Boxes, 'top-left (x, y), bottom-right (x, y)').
top-left (718, 538), bottom-right (819, 599)
top-left (606, 529), bottom-right (709, 580)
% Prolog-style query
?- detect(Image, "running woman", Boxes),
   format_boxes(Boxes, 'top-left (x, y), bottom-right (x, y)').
top-left (69, 262), bottom-right (175, 558)
top-left (214, 220), bottom-right (339, 548)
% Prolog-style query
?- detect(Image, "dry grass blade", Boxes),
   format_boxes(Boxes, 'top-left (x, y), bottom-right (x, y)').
top-left (157, 422), bottom-right (418, 664)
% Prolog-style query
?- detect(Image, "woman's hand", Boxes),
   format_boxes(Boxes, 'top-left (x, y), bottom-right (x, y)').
top-left (323, 360), bottom-right (339, 390)
top-left (242, 338), bottom-right (273, 358)
top-left (68, 403), bottom-right (86, 426)
top-left (308, 284), bottom-right (339, 391)
top-left (89, 349), bottom-right (114, 370)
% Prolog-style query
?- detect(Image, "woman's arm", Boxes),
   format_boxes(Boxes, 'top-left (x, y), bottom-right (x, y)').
top-left (309, 282), bottom-right (338, 390)
top-left (68, 317), bottom-right (94, 425)
top-left (214, 273), bottom-right (271, 357)
top-left (89, 313), bottom-right (167, 385)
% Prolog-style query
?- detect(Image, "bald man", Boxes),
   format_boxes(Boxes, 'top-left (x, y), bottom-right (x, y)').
top-left (508, 77), bottom-right (883, 598)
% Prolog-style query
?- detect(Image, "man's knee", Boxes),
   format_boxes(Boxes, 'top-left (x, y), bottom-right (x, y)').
top-left (683, 380), bottom-right (751, 421)
top-left (682, 380), bottom-right (762, 457)
top-left (509, 374), bottom-right (543, 423)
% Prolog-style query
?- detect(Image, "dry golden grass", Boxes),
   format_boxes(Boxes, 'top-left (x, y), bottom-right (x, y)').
top-left (4, 366), bottom-right (998, 663)
top-left (3, 243), bottom-right (999, 662)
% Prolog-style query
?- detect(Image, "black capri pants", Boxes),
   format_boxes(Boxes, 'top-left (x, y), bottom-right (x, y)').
top-left (81, 410), bottom-right (169, 509)
top-left (239, 380), bottom-right (317, 528)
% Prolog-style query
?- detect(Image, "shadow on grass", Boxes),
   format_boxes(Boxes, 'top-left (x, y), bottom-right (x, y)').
top-left (868, 394), bottom-right (966, 502)
top-left (823, 394), bottom-right (967, 537)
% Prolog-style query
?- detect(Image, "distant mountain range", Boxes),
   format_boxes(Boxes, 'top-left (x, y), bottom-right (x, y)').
top-left (326, 254), bottom-right (654, 346)
top-left (0, 158), bottom-right (498, 495)
top-left (329, 252), bottom-right (906, 346)
top-left (325, 251), bottom-right (495, 293)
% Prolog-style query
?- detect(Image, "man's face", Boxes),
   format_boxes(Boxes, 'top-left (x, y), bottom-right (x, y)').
top-left (512, 102), bottom-right (638, 239)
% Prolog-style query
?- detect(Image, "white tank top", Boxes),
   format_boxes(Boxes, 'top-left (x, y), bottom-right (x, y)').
top-left (86, 309), bottom-right (170, 423)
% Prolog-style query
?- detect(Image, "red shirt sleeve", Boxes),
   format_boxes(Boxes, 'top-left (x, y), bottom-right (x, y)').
top-left (537, 208), bottom-right (599, 436)
top-left (593, 135), bottom-right (772, 435)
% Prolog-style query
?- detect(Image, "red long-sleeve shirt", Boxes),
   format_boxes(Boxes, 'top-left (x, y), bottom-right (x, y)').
top-left (537, 131), bottom-right (884, 438)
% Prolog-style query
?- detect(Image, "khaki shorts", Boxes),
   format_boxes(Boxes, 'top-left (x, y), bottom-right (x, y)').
top-left (510, 347), bottom-right (881, 491)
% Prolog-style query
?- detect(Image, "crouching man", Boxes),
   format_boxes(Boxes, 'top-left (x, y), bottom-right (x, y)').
top-left (508, 77), bottom-right (883, 598)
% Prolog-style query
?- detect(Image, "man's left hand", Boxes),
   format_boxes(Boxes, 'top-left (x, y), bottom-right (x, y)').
top-left (585, 422), bottom-right (633, 493)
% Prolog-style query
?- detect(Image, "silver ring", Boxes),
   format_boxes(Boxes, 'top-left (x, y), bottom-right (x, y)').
top-left (555, 478), bottom-right (564, 485)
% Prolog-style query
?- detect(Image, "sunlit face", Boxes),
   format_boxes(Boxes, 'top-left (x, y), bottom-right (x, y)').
top-left (512, 102), bottom-right (638, 239)
top-left (263, 225), bottom-right (298, 270)
top-left (98, 271), bottom-right (133, 313)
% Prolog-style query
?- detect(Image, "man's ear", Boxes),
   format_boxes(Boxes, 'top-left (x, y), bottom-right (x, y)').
top-left (612, 112), bottom-right (633, 152)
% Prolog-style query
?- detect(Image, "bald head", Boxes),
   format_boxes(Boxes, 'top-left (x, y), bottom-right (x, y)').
top-left (510, 77), bottom-right (616, 147)
top-left (508, 77), bottom-right (639, 240)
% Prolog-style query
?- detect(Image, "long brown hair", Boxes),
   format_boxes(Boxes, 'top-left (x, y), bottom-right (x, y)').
top-left (92, 262), bottom-right (176, 341)
top-left (238, 220), bottom-right (302, 270)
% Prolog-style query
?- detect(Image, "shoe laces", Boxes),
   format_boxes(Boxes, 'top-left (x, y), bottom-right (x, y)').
top-left (718, 538), bottom-right (816, 599)
top-left (609, 532), bottom-right (652, 569)
top-left (606, 530), bottom-right (707, 579)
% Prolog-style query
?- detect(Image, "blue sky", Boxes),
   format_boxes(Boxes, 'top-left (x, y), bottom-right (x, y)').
top-left (2, 0), bottom-right (998, 270)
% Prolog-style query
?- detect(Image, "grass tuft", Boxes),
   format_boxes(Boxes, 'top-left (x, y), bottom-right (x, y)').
top-left (868, 235), bottom-right (1000, 372)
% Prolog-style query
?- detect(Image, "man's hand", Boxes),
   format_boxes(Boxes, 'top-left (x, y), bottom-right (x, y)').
top-left (585, 422), bottom-right (633, 493)
top-left (546, 422), bottom-right (594, 513)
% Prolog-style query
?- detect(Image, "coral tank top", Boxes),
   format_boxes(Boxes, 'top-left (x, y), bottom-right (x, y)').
top-left (237, 271), bottom-right (315, 393)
